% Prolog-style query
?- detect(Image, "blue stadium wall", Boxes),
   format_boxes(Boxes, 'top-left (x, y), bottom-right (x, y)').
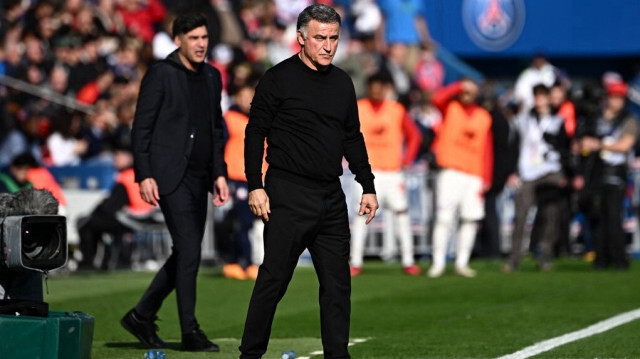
top-left (421, 0), bottom-right (640, 78)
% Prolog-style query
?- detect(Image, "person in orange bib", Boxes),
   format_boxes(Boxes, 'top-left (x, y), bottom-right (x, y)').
top-left (350, 73), bottom-right (422, 276)
top-left (428, 78), bottom-right (493, 278)
top-left (222, 83), bottom-right (263, 281)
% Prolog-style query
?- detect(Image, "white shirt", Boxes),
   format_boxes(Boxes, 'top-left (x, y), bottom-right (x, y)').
top-left (47, 133), bottom-right (81, 166)
top-left (515, 111), bottom-right (564, 181)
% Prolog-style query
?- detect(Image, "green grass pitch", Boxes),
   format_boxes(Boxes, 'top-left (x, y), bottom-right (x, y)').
top-left (45, 258), bottom-right (640, 359)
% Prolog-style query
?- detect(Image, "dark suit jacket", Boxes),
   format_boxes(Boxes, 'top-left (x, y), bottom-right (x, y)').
top-left (132, 50), bottom-right (227, 195)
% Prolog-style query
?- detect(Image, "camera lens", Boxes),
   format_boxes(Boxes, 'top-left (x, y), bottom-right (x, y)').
top-left (22, 222), bottom-right (63, 261)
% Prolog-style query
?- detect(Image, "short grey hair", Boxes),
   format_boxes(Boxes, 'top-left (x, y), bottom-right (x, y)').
top-left (297, 4), bottom-right (341, 38)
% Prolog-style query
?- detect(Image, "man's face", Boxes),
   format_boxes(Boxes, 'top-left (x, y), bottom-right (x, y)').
top-left (113, 150), bottom-right (133, 170)
top-left (550, 87), bottom-right (565, 107)
top-left (175, 25), bottom-right (209, 67)
top-left (607, 95), bottom-right (625, 113)
top-left (534, 92), bottom-right (550, 110)
top-left (367, 81), bottom-right (386, 103)
top-left (10, 166), bottom-right (29, 184)
top-left (297, 20), bottom-right (340, 70)
top-left (235, 87), bottom-right (255, 114)
top-left (459, 80), bottom-right (478, 106)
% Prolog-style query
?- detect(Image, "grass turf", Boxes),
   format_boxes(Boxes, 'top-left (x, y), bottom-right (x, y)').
top-left (44, 258), bottom-right (640, 359)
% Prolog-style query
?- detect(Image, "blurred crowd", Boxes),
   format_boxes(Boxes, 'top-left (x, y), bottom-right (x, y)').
top-left (0, 0), bottom-right (638, 275)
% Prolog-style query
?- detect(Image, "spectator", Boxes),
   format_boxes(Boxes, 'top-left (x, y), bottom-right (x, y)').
top-left (477, 98), bottom-right (519, 259)
top-left (350, 0), bottom-right (382, 39)
top-left (0, 153), bottom-right (37, 193)
top-left (80, 106), bottom-right (117, 162)
top-left (266, 20), bottom-right (296, 66)
top-left (337, 34), bottom-right (385, 98)
top-left (579, 81), bottom-right (637, 270)
top-left (274, 0), bottom-right (313, 26)
top-left (550, 81), bottom-right (576, 138)
top-left (77, 143), bottom-right (156, 270)
top-left (109, 36), bottom-right (143, 83)
top-left (537, 81), bottom-right (577, 256)
top-left (514, 55), bottom-right (558, 114)
top-left (94, 0), bottom-right (127, 36)
top-left (210, 0), bottom-right (248, 49)
top-left (414, 44), bottom-right (444, 94)
top-left (26, 164), bottom-right (68, 213)
top-left (112, 97), bottom-right (136, 151)
top-left (410, 90), bottom-right (441, 166)
top-left (504, 84), bottom-right (571, 272)
top-left (0, 113), bottom-right (44, 168)
top-left (221, 83), bottom-right (261, 280)
top-left (350, 73), bottom-right (422, 276)
top-left (76, 69), bottom-right (115, 105)
top-left (116, 0), bottom-right (166, 44)
top-left (51, 63), bottom-right (71, 94)
top-left (428, 78), bottom-right (493, 278)
top-left (383, 43), bottom-right (412, 102)
top-left (46, 112), bottom-right (88, 166)
top-left (152, 13), bottom-right (178, 60)
top-left (23, 32), bottom-right (51, 71)
top-left (376, 0), bottom-right (431, 72)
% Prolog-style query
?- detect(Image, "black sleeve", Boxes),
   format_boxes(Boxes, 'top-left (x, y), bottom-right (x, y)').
top-left (245, 71), bottom-right (278, 191)
top-left (212, 68), bottom-right (228, 180)
top-left (131, 64), bottom-right (164, 183)
top-left (343, 85), bottom-right (375, 194)
top-left (95, 184), bottom-right (129, 217)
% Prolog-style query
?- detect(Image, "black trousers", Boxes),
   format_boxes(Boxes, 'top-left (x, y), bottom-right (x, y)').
top-left (508, 172), bottom-right (565, 268)
top-left (477, 190), bottom-right (502, 258)
top-left (78, 213), bottom-right (132, 269)
top-left (590, 184), bottom-right (629, 269)
top-left (239, 175), bottom-right (351, 359)
top-left (134, 169), bottom-right (209, 333)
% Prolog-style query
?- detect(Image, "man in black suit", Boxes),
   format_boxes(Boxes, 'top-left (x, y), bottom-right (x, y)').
top-left (121, 13), bottom-right (229, 352)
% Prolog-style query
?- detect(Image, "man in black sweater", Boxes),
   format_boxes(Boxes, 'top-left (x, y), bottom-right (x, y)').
top-left (123, 13), bottom-right (229, 352)
top-left (239, 5), bottom-right (379, 359)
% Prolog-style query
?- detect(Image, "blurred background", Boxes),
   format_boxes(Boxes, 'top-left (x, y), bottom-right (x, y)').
top-left (1, 0), bottom-right (639, 274)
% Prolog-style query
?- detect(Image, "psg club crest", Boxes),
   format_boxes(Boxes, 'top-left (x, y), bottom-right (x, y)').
top-left (462, 0), bottom-right (526, 52)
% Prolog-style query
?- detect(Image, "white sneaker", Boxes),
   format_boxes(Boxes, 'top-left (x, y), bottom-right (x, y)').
top-left (454, 265), bottom-right (477, 278)
top-left (427, 265), bottom-right (445, 278)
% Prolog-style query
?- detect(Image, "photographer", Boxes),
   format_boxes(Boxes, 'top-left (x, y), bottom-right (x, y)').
top-left (578, 81), bottom-right (637, 270)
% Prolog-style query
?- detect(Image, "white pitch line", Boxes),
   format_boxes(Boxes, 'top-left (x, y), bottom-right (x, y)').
top-left (306, 338), bottom-right (372, 357)
top-left (495, 308), bottom-right (640, 359)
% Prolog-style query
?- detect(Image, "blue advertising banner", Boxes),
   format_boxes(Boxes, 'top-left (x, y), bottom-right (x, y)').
top-left (423, 0), bottom-right (640, 57)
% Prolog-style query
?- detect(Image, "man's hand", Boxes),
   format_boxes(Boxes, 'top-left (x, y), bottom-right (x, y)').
top-left (213, 176), bottom-right (230, 206)
top-left (572, 175), bottom-right (585, 191)
top-left (581, 137), bottom-right (602, 152)
top-left (140, 178), bottom-right (160, 206)
top-left (359, 193), bottom-right (379, 225)
top-left (249, 189), bottom-right (270, 222)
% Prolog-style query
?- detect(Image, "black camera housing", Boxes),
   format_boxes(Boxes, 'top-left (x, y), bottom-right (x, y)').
top-left (1, 215), bottom-right (67, 271)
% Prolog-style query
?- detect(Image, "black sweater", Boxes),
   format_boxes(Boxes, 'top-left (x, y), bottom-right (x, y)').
top-left (244, 55), bottom-right (375, 193)
top-left (186, 65), bottom-right (212, 171)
